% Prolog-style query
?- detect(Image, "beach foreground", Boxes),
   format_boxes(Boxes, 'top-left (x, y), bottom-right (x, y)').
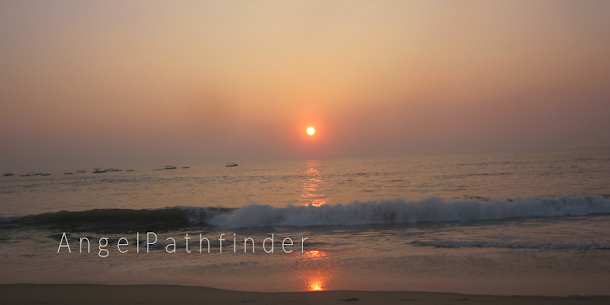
top-left (2, 285), bottom-right (609, 305)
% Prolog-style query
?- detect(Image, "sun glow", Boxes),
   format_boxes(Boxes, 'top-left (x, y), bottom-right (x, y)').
top-left (307, 127), bottom-right (315, 135)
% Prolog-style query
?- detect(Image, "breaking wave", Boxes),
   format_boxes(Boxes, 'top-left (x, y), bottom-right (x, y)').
top-left (5, 195), bottom-right (610, 230)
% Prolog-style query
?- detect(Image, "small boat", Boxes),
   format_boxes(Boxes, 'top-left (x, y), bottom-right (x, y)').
top-left (64, 172), bottom-right (73, 175)
top-left (92, 168), bottom-right (107, 173)
top-left (40, 173), bottom-right (51, 176)
top-left (3, 172), bottom-right (14, 177)
top-left (75, 170), bottom-right (86, 173)
top-left (182, 166), bottom-right (190, 169)
top-left (225, 163), bottom-right (238, 167)
top-left (20, 174), bottom-right (30, 177)
top-left (34, 173), bottom-right (41, 176)
top-left (153, 169), bottom-right (163, 171)
top-left (164, 165), bottom-right (177, 170)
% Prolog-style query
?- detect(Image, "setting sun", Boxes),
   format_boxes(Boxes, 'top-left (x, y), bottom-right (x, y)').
top-left (307, 127), bottom-right (315, 135)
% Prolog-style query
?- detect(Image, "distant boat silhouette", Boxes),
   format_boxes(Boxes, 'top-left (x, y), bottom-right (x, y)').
top-left (20, 174), bottom-right (30, 177)
top-left (40, 173), bottom-right (51, 176)
top-left (3, 172), bottom-right (14, 177)
top-left (182, 166), bottom-right (190, 169)
top-left (225, 163), bottom-right (238, 167)
top-left (92, 168), bottom-right (107, 173)
top-left (164, 165), bottom-right (177, 170)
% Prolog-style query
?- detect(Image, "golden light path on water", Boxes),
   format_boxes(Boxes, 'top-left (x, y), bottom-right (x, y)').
top-left (296, 161), bottom-right (333, 291)
top-left (297, 250), bottom-right (334, 291)
top-left (299, 160), bottom-right (327, 207)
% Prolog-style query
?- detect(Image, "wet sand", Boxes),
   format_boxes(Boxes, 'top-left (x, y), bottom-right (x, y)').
top-left (1, 284), bottom-right (609, 305)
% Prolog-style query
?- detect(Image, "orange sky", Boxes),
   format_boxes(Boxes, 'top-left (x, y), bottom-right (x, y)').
top-left (1, 1), bottom-right (609, 171)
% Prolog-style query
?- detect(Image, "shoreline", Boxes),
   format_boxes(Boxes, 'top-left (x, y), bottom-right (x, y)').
top-left (2, 284), bottom-right (609, 305)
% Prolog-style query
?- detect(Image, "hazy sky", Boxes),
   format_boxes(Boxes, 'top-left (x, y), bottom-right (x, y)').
top-left (1, 0), bottom-right (609, 171)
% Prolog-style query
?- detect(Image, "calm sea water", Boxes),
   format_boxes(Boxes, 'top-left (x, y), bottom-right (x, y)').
top-left (1, 148), bottom-right (610, 295)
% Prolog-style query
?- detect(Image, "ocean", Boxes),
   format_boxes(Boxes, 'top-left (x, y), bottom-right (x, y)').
top-left (1, 148), bottom-right (610, 296)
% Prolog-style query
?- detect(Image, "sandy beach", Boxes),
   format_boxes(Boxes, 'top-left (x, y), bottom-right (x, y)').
top-left (2, 284), bottom-right (609, 305)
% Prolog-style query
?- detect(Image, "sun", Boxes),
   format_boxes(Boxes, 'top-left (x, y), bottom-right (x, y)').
top-left (307, 127), bottom-right (315, 135)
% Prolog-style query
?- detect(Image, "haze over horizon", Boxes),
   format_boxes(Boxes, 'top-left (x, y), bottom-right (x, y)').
top-left (1, 0), bottom-right (610, 172)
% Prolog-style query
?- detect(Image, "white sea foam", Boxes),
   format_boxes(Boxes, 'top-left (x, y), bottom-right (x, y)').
top-left (411, 240), bottom-right (610, 250)
top-left (205, 195), bottom-right (610, 228)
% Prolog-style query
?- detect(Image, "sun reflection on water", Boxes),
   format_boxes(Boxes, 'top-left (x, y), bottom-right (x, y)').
top-left (296, 163), bottom-right (334, 291)
top-left (300, 160), bottom-right (327, 207)
top-left (301, 249), bottom-right (326, 259)
top-left (298, 249), bottom-right (334, 291)
top-left (309, 279), bottom-right (323, 291)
